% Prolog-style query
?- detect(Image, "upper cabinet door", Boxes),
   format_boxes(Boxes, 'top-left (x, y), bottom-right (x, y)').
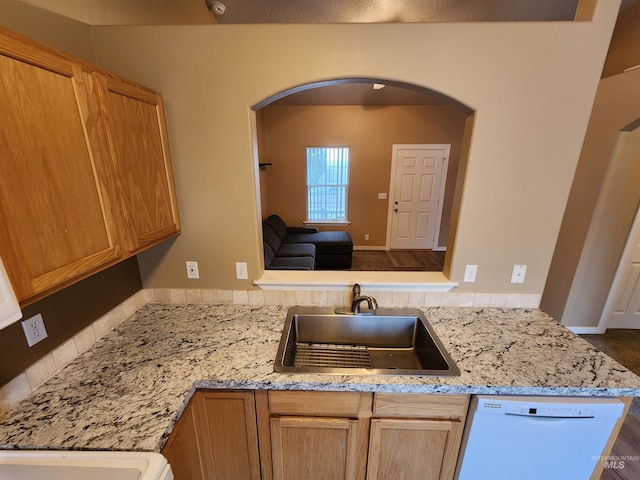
top-left (96, 75), bottom-right (181, 252)
top-left (0, 34), bottom-right (122, 301)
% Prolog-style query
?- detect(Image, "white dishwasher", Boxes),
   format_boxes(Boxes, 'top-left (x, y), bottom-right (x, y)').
top-left (455, 395), bottom-right (625, 480)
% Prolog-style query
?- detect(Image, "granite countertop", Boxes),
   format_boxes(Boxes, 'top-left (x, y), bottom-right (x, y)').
top-left (1, 303), bottom-right (639, 452)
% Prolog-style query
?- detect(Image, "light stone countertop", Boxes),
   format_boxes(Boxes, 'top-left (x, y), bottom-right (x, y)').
top-left (0, 303), bottom-right (639, 452)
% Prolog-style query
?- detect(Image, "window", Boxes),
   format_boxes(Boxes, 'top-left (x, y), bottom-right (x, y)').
top-left (306, 147), bottom-right (350, 223)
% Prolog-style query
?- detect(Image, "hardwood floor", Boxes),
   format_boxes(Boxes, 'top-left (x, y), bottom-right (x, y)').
top-left (580, 332), bottom-right (640, 479)
top-left (351, 249), bottom-right (445, 271)
top-left (600, 414), bottom-right (640, 479)
top-left (386, 249), bottom-right (446, 270)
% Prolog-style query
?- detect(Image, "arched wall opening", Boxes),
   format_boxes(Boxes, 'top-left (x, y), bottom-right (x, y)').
top-left (251, 78), bottom-right (475, 276)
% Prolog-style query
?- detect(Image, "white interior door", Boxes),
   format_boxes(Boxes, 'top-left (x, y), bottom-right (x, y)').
top-left (598, 126), bottom-right (640, 330)
top-left (602, 205), bottom-right (640, 329)
top-left (388, 145), bottom-right (449, 250)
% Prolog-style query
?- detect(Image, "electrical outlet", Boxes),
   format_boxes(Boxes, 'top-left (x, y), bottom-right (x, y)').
top-left (236, 262), bottom-right (248, 280)
top-left (186, 261), bottom-right (199, 279)
top-left (22, 313), bottom-right (48, 347)
top-left (511, 264), bottom-right (527, 284)
top-left (364, 233), bottom-right (370, 241)
top-left (464, 265), bottom-right (478, 282)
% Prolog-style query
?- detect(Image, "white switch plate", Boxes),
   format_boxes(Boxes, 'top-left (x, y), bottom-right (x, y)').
top-left (186, 261), bottom-right (199, 279)
top-left (378, 193), bottom-right (387, 199)
top-left (464, 265), bottom-right (478, 282)
top-left (236, 262), bottom-right (248, 280)
top-left (511, 264), bottom-right (527, 284)
top-left (22, 313), bottom-right (48, 347)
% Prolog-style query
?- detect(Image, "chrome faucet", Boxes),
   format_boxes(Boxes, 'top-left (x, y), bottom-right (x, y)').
top-left (350, 283), bottom-right (378, 314)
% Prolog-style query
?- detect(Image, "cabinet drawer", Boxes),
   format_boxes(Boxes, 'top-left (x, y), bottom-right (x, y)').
top-left (373, 394), bottom-right (469, 419)
top-left (269, 391), bottom-right (372, 417)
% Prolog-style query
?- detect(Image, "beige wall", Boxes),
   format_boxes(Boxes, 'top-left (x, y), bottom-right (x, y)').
top-left (0, 0), bottom-right (95, 63)
top-left (258, 104), bottom-right (466, 248)
top-left (88, 0), bottom-right (619, 294)
top-left (542, 67), bottom-right (640, 328)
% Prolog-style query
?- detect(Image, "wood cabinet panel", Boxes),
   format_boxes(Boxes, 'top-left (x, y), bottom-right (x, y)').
top-left (373, 393), bottom-right (469, 419)
top-left (268, 390), bottom-right (372, 417)
top-left (96, 74), bottom-right (180, 252)
top-left (0, 37), bottom-right (121, 301)
top-left (270, 416), bottom-right (359, 480)
top-left (367, 418), bottom-right (464, 480)
top-left (162, 400), bottom-right (207, 480)
top-left (195, 391), bottom-right (261, 480)
top-left (267, 391), bottom-right (372, 480)
top-left (0, 27), bottom-right (181, 305)
top-left (255, 390), bottom-right (274, 480)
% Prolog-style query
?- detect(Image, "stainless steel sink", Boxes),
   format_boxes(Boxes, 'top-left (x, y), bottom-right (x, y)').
top-left (274, 307), bottom-right (460, 376)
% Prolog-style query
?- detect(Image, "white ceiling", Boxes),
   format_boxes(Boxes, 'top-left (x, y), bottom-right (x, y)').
top-left (20, 0), bottom-right (639, 26)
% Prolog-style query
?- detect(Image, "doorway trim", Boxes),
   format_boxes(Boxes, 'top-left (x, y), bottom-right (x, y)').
top-left (385, 144), bottom-right (450, 251)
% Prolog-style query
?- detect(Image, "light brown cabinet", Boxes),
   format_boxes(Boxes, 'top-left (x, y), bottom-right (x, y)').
top-left (267, 391), bottom-right (372, 480)
top-left (95, 74), bottom-right (180, 253)
top-left (0, 30), bottom-right (122, 302)
top-left (162, 390), bottom-right (261, 480)
top-left (162, 395), bottom-right (207, 480)
top-left (267, 391), bottom-right (468, 480)
top-left (270, 416), bottom-right (360, 479)
top-left (162, 390), bottom-right (469, 480)
top-left (367, 394), bottom-right (468, 480)
top-left (0, 27), bottom-right (180, 305)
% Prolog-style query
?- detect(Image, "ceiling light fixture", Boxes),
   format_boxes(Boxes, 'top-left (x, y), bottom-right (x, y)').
top-left (373, 83), bottom-right (386, 90)
top-left (205, 0), bottom-right (226, 15)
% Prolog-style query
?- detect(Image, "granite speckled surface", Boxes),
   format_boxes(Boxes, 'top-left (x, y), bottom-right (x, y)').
top-left (1, 303), bottom-right (639, 452)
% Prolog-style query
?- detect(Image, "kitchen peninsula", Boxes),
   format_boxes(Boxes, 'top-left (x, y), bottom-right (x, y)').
top-left (0, 302), bottom-right (639, 454)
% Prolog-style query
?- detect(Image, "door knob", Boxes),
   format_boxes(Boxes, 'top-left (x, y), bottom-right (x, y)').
top-left (394, 208), bottom-right (398, 213)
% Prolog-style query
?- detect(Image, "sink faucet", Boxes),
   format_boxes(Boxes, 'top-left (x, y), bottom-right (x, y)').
top-left (350, 284), bottom-right (378, 314)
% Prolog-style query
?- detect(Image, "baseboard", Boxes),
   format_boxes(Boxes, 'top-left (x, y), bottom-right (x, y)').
top-left (354, 246), bottom-right (448, 252)
top-left (605, 319), bottom-right (640, 329)
top-left (565, 326), bottom-right (607, 334)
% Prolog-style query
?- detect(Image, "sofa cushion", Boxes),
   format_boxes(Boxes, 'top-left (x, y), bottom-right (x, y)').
top-left (275, 242), bottom-right (316, 258)
top-left (264, 214), bottom-right (288, 241)
top-left (269, 256), bottom-right (315, 270)
top-left (262, 224), bottom-right (282, 252)
top-left (263, 239), bottom-right (315, 270)
top-left (283, 231), bottom-right (353, 256)
top-left (263, 241), bottom-right (277, 266)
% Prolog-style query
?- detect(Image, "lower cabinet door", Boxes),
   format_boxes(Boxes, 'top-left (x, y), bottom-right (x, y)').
top-left (366, 418), bottom-right (463, 480)
top-left (196, 391), bottom-right (261, 480)
top-left (162, 391), bottom-right (261, 480)
top-left (161, 397), bottom-right (207, 480)
top-left (270, 416), bottom-right (360, 480)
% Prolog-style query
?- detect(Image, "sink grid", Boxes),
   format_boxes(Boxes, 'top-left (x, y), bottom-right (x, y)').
top-left (293, 343), bottom-right (372, 368)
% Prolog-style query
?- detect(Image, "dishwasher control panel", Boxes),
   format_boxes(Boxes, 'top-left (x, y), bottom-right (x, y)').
top-left (505, 405), bottom-right (594, 418)
top-left (475, 395), bottom-right (623, 419)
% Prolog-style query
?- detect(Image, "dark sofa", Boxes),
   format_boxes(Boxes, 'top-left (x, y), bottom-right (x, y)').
top-left (262, 214), bottom-right (353, 270)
